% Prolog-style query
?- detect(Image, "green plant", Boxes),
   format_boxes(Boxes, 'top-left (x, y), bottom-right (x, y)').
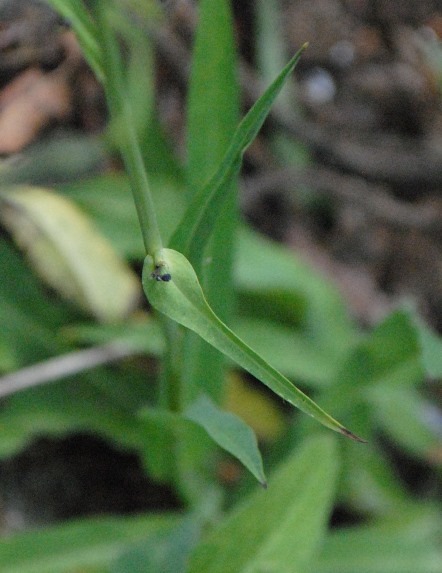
top-left (48, 0), bottom-right (362, 493)
top-left (0, 1), bottom-right (441, 572)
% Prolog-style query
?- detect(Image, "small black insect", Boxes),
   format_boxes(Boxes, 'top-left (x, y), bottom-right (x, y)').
top-left (151, 264), bottom-right (172, 282)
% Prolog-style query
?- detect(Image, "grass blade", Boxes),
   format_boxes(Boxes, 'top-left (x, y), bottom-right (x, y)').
top-left (170, 46), bottom-right (307, 263)
top-left (46, 0), bottom-right (104, 82)
top-left (181, 0), bottom-right (239, 403)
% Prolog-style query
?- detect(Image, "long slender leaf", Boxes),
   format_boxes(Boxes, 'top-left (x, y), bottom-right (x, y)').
top-left (142, 248), bottom-right (364, 441)
top-left (186, 0), bottom-right (238, 194)
top-left (170, 46), bottom-right (307, 264)
top-left (0, 514), bottom-right (177, 573)
top-left (181, 0), bottom-right (239, 405)
top-left (188, 435), bottom-right (340, 573)
top-left (45, 0), bottom-right (104, 82)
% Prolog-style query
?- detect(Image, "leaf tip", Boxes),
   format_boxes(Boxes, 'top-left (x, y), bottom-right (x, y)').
top-left (302, 41), bottom-right (309, 51)
top-left (340, 427), bottom-right (368, 443)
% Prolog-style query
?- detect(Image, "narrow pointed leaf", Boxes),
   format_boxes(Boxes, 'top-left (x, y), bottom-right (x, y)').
top-left (170, 47), bottom-right (306, 261)
top-left (186, 0), bottom-right (238, 193)
top-left (188, 435), bottom-right (340, 573)
top-left (182, 0), bottom-right (239, 403)
top-left (184, 394), bottom-right (266, 486)
top-left (142, 249), bottom-right (364, 441)
top-left (46, 0), bottom-right (104, 82)
top-left (0, 514), bottom-right (178, 573)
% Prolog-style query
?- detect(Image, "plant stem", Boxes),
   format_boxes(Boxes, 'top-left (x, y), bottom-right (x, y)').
top-left (160, 316), bottom-right (185, 413)
top-left (95, 2), bottom-right (163, 255)
top-left (92, 2), bottom-right (203, 506)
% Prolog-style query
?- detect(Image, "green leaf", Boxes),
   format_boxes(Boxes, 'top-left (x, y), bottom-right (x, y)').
top-left (116, 13), bottom-right (155, 147)
top-left (92, 2), bottom-right (164, 256)
top-left (181, 0), bottom-right (239, 403)
top-left (314, 506), bottom-right (442, 573)
top-left (177, 0), bottom-right (239, 415)
top-left (357, 310), bottom-right (422, 385)
top-left (65, 315), bottom-right (165, 357)
top-left (184, 394), bottom-right (266, 486)
top-left (0, 187), bottom-right (140, 323)
top-left (256, 0), bottom-right (292, 112)
top-left (137, 407), bottom-right (180, 483)
top-left (410, 311), bottom-right (442, 378)
top-left (60, 173), bottom-right (185, 259)
top-left (236, 227), bottom-right (356, 358)
top-left (111, 517), bottom-right (201, 573)
top-left (186, 0), bottom-right (238, 194)
top-left (45, 0), bottom-right (104, 83)
top-left (341, 441), bottom-right (410, 515)
top-left (170, 46), bottom-right (307, 264)
top-left (369, 386), bottom-right (442, 461)
top-left (233, 317), bottom-right (341, 387)
top-left (139, 111), bottom-right (184, 184)
top-left (0, 134), bottom-right (106, 187)
top-left (0, 367), bottom-right (151, 458)
top-left (0, 514), bottom-right (178, 573)
top-left (138, 404), bottom-right (217, 503)
top-left (0, 238), bottom-right (68, 368)
top-left (188, 434), bottom-right (340, 573)
top-left (418, 325), bottom-right (442, 378)
top-left (316, 310), bottom-right (424, 429)
top-left (142, 248), bottom-right (363, 441)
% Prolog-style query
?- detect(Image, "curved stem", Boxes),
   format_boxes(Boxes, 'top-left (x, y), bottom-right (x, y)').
top-left (95, 2), bottom-right (163, 255)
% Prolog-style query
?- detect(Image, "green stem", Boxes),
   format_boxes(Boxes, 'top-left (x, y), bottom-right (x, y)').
top-left (160, 316), bottom-right (185, 413)
top-left (92, 2), bottom-right (197, 503)
top-left (94, 2), bottom-right (163, 255)
top-left (94, 3), bottom-right (210, 507)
